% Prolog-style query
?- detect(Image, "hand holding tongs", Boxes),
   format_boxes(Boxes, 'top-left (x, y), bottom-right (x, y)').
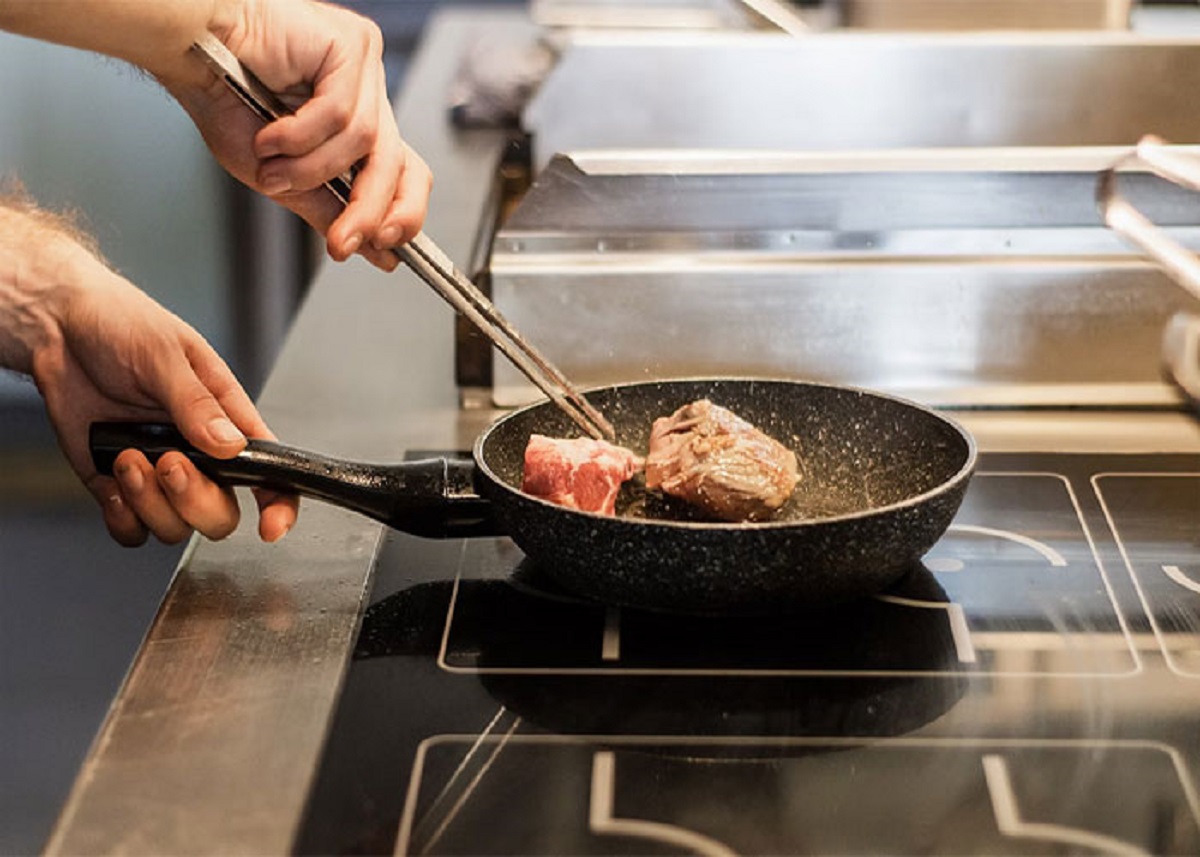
top-left (191, 34), bottom-right (615, 441)
top-left (1097, 136), bottom-right (1200, 407)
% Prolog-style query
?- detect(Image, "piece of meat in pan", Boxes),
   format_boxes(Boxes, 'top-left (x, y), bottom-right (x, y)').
top-left (645, 399), bottom-right (799, 522)
top-left (521, 435), bottom-right (644, 516)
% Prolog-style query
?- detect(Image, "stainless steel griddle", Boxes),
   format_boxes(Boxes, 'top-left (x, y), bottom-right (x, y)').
top-left (481, 150), bottom-right (1200, 409)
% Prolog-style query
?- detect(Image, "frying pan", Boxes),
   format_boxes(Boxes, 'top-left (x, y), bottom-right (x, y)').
top-left (90, 378), bottom-right (976, 614)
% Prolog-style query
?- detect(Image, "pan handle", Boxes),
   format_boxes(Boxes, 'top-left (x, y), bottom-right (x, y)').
top-left (89, 422), bottom-right (500, 539)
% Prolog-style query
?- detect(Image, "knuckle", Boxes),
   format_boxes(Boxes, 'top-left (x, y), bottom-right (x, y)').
top-left (351, 121), bottom-right (375, 156)
top-left (328, 102), bottom-right (354, 133)
top-left (111, 525), bottom-right (149, 548)
top-left (156, 528), bottom-right (192, 546)
top-left (205, 508), bottom-right (241, 542)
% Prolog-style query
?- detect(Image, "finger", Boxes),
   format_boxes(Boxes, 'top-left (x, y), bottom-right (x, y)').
top-left (357, 243), bottom-right (400, 271)
top-left (254, 90), bottom-right (363, 166)
top-left (156, 452), bottom-right (242, 541)
top-left (184, 340), bottom-right (303, 541)
top-left (254, 58), bottom-right (377, 199)
top-left (87, 474), bottom-right (149, 547)
top-left (371, 149), bottom-right (433, 250)
top-left (326, 73), bottom-right (406, 256)
top-left (252, 181), bottom-right (400, 270)
top-left (185, 339), bottom-right (272, 441)
top-left (253, 488), bottom-right (300, 543)
top-left (325, 137), bottom-right (404, 260)
top-left (253, 42), bottom-right (372, 162)
top-left (141, 347), bottom-right (247, 459)
top-left (112, 450), bottom-right (193, 545)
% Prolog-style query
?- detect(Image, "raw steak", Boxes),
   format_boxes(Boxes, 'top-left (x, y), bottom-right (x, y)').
top-left (521, 435), bottom-right (643, 516)
top-left (645, 399), bottom-right (799, 522)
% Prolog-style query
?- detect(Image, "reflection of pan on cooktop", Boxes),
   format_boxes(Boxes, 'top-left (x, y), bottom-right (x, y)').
top-left (90, 379), bottom-right (975, 616)
top-left (478, 669), bottom-right (965, 753)
top-left (486, 565), bottom-right (967, 743)
top-left (356, 565), bottom-right (968, 744)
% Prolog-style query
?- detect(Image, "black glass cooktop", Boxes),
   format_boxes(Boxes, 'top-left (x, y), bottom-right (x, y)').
top-left (297, 453), bottom-right (1200, 856)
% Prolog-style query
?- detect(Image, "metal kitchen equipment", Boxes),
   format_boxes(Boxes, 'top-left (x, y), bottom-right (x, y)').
top-left (1099, 137), bottom-right (1200, 307)
top-left (478, 149), bottom-right (1200, 409)
top-left (839, 0), bottom-right (1132, 30)
top-left (463, 28), bottom-right (1200, 410)
top-left (529, 0), bottom-right (811, 31)
top-left (1099, 136), bottom-right (1200, 407)
top-left (190, 34), bottom-right (613, 441)
top-left (524, 32), bottom-right (1200, 171)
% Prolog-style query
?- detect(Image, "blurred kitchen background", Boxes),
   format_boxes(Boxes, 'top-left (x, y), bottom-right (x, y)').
top-left (1, 0), bottom-right (1198, 854)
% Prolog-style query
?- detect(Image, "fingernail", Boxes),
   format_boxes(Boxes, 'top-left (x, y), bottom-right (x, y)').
top-left (209, 417), bottom-right (245, 446)
top-left (116, 461), bottom-right (144, 493)
top-left (162, 463), bottom-right (188, 495)
top-left (260, 173), bottom-right (291, 195)
top-left (344, 233), bottom-right (363, 256)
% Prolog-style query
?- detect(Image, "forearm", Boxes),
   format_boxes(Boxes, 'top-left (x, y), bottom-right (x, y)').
top-left (0, 0), bottom-right (240, 86)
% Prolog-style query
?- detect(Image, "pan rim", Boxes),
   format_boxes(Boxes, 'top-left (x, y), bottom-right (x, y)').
top-left (474, 376), bottom-right (978, 531)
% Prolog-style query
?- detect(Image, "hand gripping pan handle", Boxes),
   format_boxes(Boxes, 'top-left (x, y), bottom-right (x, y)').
top-left (90, 422), bottom-right (499, 539)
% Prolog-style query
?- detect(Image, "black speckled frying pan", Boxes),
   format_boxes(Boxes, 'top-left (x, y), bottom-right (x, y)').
top-left (91, 379), bottom-right (976, 615)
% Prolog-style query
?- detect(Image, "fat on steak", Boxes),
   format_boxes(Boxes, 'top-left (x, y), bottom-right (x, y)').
top-left (644, 399), bottom-right (799, 521)
top-left (521, 435), bottom-right (644, 516)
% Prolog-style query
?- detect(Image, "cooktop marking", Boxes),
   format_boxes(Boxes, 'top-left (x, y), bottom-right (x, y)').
top-left (983, 754), bottom-right (1149, 856)
top-left (601, 608), bottom-right (621, 661)
top-left (589, 751), bottom-right (739, 857)
top-left (873, 595), bottom-right (976, 664)
top-left (948, 524), bottom-right (1069, 566)
top-left (1163, 565), bottom-right (1200, 596)
top-left (1095, 472), bottom-right (1200, 679)
top-left (398, 735), bottom-right (1200, 856)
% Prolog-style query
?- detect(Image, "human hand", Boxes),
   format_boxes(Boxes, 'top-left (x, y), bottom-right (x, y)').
top-left (45, 277), bottom-right (299, 546)
top-left (0, 0), bottom-right (430, 268)
top-left (167, 0), bottom-right (432, 271)
top-left (0, 201), bottom-right (300, 547)
top-left (42, 261), bottom-right (299, 546)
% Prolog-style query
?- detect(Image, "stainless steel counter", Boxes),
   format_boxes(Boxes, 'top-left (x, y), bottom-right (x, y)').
top-left (46, 7), bottom-right (1200, 855)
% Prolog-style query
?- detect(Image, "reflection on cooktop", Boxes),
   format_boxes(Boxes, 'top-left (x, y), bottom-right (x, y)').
top-left (296, 452), bottom-right (1200, 857)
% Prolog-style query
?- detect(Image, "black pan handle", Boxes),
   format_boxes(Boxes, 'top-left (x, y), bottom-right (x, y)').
top-left (89, 422), bottom-right (500, 539)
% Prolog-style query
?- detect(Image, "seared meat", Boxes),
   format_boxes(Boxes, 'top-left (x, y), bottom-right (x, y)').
top-left (521, 435), bottom-right (643, 516)
top-left (645, 399), bottom-right (798, 521)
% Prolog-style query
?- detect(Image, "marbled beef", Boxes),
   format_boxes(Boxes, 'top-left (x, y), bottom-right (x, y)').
top-left (521, 435), bottom-right (643, 516)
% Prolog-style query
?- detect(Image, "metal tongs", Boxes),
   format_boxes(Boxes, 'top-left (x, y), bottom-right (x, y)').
top-left (191, 34), bottom-right (615, 441)
top-left (1097, 136), bottom-right (1200, 408)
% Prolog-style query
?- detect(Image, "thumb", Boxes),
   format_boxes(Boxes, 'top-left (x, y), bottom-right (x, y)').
top-left (147, 356), bottom-right (248, 459)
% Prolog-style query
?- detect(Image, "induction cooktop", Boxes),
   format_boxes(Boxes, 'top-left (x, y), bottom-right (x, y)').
top-left (297, 452), bottom-right (1200, 856)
